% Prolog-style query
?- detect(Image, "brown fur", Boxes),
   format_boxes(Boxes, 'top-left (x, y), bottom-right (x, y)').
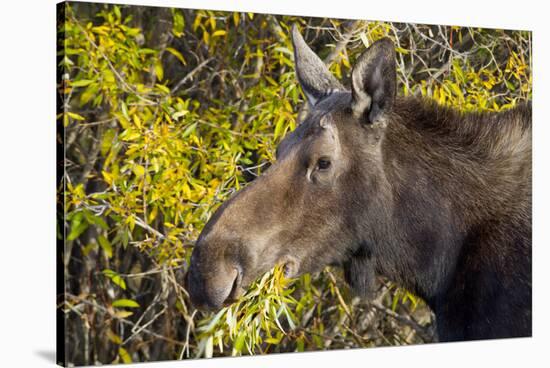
top-left (185, 29), bottom-right (531, 342)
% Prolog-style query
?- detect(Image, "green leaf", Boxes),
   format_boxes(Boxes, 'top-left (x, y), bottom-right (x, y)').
top-left (98, 235), bottom-right (113, 259)
top-left (103, 69), bottom-right (115, 84)
top-left (296, 337), bottom-right (305, 352)
top-left (172, 9), bottom-right (185, 37)
top-left (101, 129), bottom-right (116, 156)
top-left (273, 117), bottom-right (285, 140)
top-left (232, 331), bottom-right (246, 356)
top-left (119, 128), bottom-right (141, 141)
top-left (200, 308), bottom-right (225, 333)
top-left (103, 268), bottom-right (126, 289)
top-left (71, 79), bottom-right (94, 87)
top-left (182, 122), bottom-right (197, 138)
top-left (172, 110), bottom-right (188, 120)
top-left (80, 83), bottom-right (98, 105)
top-left (155, 83), bottom-right (170, 94)
top-left (92, 216), bottom-right (109, 230)
top-left (113, 5), bottom-right (121, 21)
top-left (120, 101), bottom-right (129, 120)
top-left (282, 305), bottom-right (296, 330)
top-left (67, 220), bottom-right (88, 241)
top-left (112, 299), bottom-right (140, 308)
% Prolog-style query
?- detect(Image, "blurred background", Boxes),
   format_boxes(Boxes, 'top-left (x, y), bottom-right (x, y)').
top-left (58, 1), bottom-right (531, 365)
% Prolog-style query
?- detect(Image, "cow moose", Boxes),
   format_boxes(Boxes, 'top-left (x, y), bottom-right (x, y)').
top-left (185, 25), bottom-right (532, 342)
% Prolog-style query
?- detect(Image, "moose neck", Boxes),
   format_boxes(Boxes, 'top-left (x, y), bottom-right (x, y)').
top-left (358, 97), bottom-right (511, 305)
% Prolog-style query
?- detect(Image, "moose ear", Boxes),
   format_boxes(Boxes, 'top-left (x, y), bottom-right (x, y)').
top-left (351, 37), bottom-right (396, 123)
top-left (291, 24), bottom-right (344, 106)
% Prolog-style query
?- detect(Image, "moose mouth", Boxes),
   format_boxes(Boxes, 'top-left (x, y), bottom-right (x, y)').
top-left (221, 260), bottom-right (299, 307)
top-left (185, 248), bottom-right (304, 311)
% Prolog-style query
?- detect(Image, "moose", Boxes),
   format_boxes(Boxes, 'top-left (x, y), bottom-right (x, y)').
top-left (185, 25), bottom-right (532, 342)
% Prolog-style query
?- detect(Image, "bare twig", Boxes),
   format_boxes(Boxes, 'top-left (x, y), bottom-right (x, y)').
top-left (65, 294), bottom-right (186, 346)
top-left (323, 20), bottom-right (362, 65)
top-left (369, 301), bottom-right (434, 342)
top-left (171, 58), bottom-right (214, 94)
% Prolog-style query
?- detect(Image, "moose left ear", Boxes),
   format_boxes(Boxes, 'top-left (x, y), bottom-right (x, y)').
top-left (351, 37), bottom-right (396, 124)
top-left (291, 24), bottom-right (344, 106)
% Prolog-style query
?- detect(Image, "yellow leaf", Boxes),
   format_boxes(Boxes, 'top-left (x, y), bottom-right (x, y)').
top-left (148, 205), bottom-right (158, 223)
top-left (132, 164), bottom-right (145, 177)
top-left (166, 47), bottom-right (186, 65)
top-left (107, 329), bottom-right (122, 344)
top-left (212, 30), bottom-right (226, 37)
top-left (118, 347), bottom-right (132, 363)
top-left (112, 299), bottom-right (140, 308)
top-left (115, 310), bottom-right (134, 319)
top-left (102, 170), bottom-right (113, 185)
top-left (154, 59), bottom-right (164, 81)
top-left (103, 69), bottom-right (115, 83)
top-left (132, 114), bottom-right (142, 129)
top-left (67, 112), bottom-right (85, 121)
top-left (182, 182), bottom-right (192, 199)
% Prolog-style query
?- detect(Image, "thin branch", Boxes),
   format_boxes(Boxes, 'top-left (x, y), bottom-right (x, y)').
top-left (65, 294), bottom-right (186, 346)
top-left (171, 58), bottom-right (214, 94)
top-left (369, 301), bottom-right (434, 342)
top-left (123, 306), bottom-right (167, 345)
top-left (323, 20), bottom-right (362, 65)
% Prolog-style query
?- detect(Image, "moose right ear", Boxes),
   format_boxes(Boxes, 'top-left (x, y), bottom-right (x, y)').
top-left (351, 37), bottom-right (396, 124)
top-left (291, 24), bottom-right (343, 106)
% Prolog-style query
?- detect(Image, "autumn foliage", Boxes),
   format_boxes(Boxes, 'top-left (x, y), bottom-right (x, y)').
top-left (58, 2), bottom-right (531, 365)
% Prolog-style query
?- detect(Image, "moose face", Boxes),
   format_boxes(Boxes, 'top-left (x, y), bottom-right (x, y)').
top-left (186, 25), bottom-right (397, 311)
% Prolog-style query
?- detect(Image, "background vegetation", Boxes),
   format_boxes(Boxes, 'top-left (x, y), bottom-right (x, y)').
top-left (58, 2), bottom-right (532, 365)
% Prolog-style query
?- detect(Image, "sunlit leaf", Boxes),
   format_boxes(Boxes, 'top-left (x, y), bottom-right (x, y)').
top-left (98, 236), bottom-right (114, 259)
top-left (112, 299), bottom-right (140, 308)
top-left (118, 347), bottom-right (132, 363)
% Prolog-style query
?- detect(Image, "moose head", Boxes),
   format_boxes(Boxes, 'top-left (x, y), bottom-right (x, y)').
top-left (185, 25), bottom-right (401, 311)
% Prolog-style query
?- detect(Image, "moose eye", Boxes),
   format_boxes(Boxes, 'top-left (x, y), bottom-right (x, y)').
top-left (317, 157), bottom-right (331, 171)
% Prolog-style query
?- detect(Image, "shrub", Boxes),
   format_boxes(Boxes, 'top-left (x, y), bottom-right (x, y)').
top-left (58, 2), bottom-right (531, 364)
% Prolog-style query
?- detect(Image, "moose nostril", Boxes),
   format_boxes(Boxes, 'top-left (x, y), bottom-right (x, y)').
top-left (223, 267), bottom-right (243, 306)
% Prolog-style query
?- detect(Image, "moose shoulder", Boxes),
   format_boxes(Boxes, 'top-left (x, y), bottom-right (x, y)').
top-left (185, 25), bottom-right (532, 342)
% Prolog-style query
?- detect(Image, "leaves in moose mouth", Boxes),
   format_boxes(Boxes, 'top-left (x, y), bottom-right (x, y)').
top-left (194, 265), bottom-right (298, 357)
